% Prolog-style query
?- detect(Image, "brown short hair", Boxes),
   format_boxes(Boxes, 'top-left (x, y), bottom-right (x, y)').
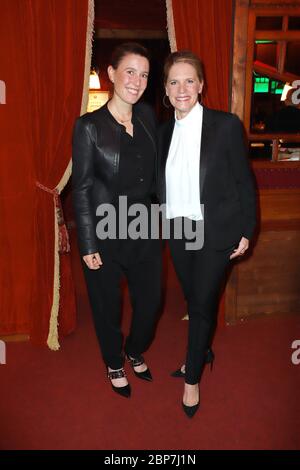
top-left (163, 50), bottom-right (204, 84)
top-left (110, 42), bottom-right (151, 69)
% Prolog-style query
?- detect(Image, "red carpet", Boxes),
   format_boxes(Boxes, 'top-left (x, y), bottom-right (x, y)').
top-left (1, 243), bottom-right (299, 450)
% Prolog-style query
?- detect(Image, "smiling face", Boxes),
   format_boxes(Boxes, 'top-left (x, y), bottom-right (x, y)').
top-left (108, 53), bottom-right (149, 106)
top-left (165, 61), bottom-right (203, 119)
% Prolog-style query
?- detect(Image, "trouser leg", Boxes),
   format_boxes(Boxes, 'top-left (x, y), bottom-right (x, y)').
top-left (124, 252), bottom-right (162, 357)
top-left (82, 257), bottom-right (124, 370)
top-left (184, 245), bottom-right (232, 384)
top-left (168, 218), bottom-right (194, 301)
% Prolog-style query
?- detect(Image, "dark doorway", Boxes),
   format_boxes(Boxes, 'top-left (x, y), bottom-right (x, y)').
top-left (92, 0), bottom-right (171, 122)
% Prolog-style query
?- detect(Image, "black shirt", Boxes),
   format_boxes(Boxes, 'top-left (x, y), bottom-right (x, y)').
top-left (105, 105), bottom-right (155, 203)
top-left (99, 105), bottom-right (159, 264)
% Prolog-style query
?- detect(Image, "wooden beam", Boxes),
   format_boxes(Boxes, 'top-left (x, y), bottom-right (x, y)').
top-left (0, 334), bottom-right (29, 342)
top-left (245, 9), bottom-right (257, 132)
top-left (253, 61), bottom-right (299, 82)
top-left (249, 133), bottom-right (300, 141)
top-left (277, 15), bottom-right (288, 74)
top-left (231, 0), bottom-right (250, 119)
top-left (249, 6), bottom-right (300, 16)
top-left (252, 159), bottom-right (300, 167)
top-left (255, 30), bottom-right (300, 40)
top-left (95, 28), bottom-right (168, 39)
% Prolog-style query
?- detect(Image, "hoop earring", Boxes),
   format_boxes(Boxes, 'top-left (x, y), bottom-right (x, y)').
top-left (163, 94), bottom-right (170, 109)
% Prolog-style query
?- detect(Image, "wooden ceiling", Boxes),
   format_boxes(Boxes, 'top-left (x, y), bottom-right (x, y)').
top-left (94, 0), bottom-right (167, 31)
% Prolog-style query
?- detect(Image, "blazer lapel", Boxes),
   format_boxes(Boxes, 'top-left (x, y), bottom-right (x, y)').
top-left (161, 108), bottom-right (215, 203)
top-left (162, 118), bottom-right (175, 165)
top-left (160, 118), bottom-right (175, 202)
top-left (200, 107), bottom-right (214, 201)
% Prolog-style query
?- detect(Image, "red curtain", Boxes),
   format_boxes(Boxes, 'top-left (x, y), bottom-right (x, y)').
top-left (0, 0), bottom-right (90, 346)
top-left (171, 0), bottom-right (234, 111)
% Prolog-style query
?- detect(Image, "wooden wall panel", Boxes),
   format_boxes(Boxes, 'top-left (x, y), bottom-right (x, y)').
top-left (259, 189), bottom-right (300, 229)
top-left (236, 229), bottom-right (300, 319)
top-left (225, 189), bottom-right (300, 323)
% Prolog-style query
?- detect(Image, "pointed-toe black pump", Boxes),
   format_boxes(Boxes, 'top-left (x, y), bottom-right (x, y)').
top-left (126, 354), bottom-right (153, 382)
top-left (107, 368), bottom-right (131, 398)
top-left (171, 365), bottom-right (186, 378)
top-left (171, 348), bottom-right (215, 378)
top-left (182, 401), bottom-right (200, 418)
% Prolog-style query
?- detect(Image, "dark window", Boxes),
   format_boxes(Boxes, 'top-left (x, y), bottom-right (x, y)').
top-left (254, 41), bottom-right (277, 68)
top-left (285, 42), bottom-right (300, 76)
top-left (288, 17), bottom-right (300, 31)
top-left (256, 16), bottom-right (283, 30)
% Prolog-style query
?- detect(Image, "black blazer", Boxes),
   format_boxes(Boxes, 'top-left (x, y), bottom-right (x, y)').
top-left (158, 107), bottom-right (256, 250)
top-left (72, 102), bottom-right (157, 256)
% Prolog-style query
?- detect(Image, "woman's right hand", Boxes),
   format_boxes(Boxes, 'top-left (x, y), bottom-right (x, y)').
top-left (83, 252), bottom-right (103, 270)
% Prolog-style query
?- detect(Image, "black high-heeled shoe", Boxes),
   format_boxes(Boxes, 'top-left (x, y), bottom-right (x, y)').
top-left (171, 348), bottom-right (215, 377)
top-left (126, 354), bottom-right (153, 382)
top-left (107, 368), bottom-right (131, 398)
top-left (182, 401), bottom-right (200, 418)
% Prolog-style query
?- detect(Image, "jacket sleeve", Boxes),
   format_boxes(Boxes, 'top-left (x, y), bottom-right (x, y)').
top-left (227, 114), bottom-right (257, 240)
top-left (72, 117), bottom-right (98, 256)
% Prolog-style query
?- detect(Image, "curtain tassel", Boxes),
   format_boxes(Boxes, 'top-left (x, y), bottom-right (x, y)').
top-left (36, 181), bottom-right (70, 254)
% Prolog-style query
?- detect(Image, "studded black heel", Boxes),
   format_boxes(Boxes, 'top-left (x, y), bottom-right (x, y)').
top-left (107, 368), bottom-right (131, 398)
top-left (126, 354), bottom-right (153, 382)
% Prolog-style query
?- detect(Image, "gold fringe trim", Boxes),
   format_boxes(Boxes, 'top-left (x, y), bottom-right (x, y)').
top-left (47, 202), bottom-right (60, 350)
top-left (47, 0), bottom-right (95, 350)
top-left (166, 0), bottom-right (177, 52)
top-left (81, 0), bottom-right (95, 116)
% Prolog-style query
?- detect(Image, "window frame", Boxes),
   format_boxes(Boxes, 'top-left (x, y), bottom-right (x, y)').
top-left (233, 2), bottom-right (300, 167)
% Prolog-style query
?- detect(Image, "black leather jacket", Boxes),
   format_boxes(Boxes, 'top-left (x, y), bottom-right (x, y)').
top-left (72, 102), bottom-right (157, 256)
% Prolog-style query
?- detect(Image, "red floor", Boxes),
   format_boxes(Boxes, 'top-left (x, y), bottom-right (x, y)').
top-left (1, 247), bottom-right (300, 450)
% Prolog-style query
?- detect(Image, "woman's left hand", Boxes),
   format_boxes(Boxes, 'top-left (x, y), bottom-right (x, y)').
top-left (230, 237), bottom-right (249, 260)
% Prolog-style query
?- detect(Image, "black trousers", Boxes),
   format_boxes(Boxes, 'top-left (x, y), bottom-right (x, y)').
top-left (83, 238), bottom-right (162, 370)
top-left (168, 218), bottom-right (234, 385)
